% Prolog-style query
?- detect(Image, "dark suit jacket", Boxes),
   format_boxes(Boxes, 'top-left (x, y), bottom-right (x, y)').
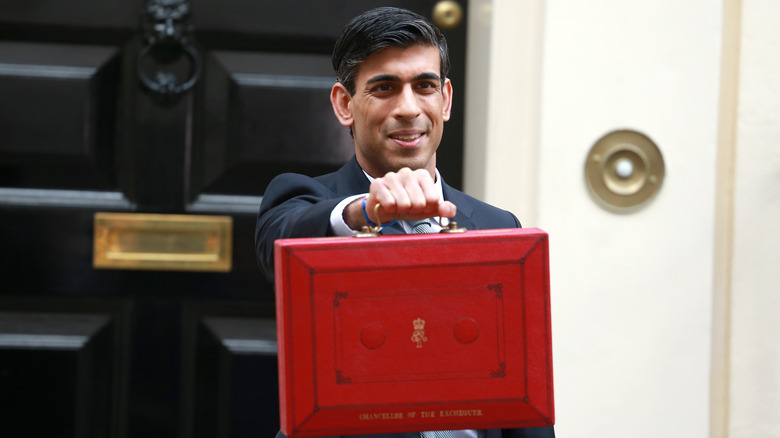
top-left (256, 157), bottom-right (554, 438)
top-left (256, 156), bottom-right (521, 281)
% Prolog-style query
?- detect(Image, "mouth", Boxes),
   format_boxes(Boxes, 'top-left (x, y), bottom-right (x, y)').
top-left (389, 132), bottom-right (424, 147)
top-left (391, 132), bottom-right (423, 141)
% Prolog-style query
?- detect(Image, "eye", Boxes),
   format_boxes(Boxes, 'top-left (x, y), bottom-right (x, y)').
top-left (372, 83), bottom-right (393, 92)
top-left (416, 81), bottom-right (439, 92)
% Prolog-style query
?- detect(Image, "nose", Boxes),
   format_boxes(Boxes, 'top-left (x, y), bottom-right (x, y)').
top-left (393, 84), bottom-right (421, 120)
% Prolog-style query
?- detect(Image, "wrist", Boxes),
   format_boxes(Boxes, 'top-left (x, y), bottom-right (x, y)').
top-left (361, 198), bottom-right (397, 228)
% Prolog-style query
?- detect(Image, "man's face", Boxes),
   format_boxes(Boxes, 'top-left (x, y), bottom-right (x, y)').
top-left (331, 45), bottom-right (453, 178)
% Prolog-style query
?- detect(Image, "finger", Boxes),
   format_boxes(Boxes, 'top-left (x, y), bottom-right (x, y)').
top-left (408, 169), bottom-right (445, 217)
top-left (401, 176), bottom-right (427, 212)
top-left (388, 186), bottom-right (412, 215)
top-left (437, 201), bottom-right (457, 218)
top-left (378, 172), bottom-right (412, 214)
top-left (416, 172), bottom-right (440, 206)
top-left (394, 168), bottom-right (428, 213)
top-left (367, 180), bottom-right (395, 220)
top-left (396, 168), bottom-right (438, 213)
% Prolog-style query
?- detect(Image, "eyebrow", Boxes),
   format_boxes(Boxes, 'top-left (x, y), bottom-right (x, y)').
top-left (365, 72), bottom-right (442, 85)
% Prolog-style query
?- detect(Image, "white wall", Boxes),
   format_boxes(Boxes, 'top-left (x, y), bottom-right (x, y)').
top-left (727, 0), bottom-right (780, 436)
top-left (537, 1), bottom-right (720, 436)
top-left (464, 0), bottom-right (543, 225)
top-left (465, 0), bottom-right (780, 436)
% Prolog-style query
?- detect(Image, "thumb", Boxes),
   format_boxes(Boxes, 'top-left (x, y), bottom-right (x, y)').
top-left (438, 201), bottom-right (457, 218)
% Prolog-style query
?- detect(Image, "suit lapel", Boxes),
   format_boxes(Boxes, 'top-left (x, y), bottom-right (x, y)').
top-left (443, 183), bottom-right (476, 230)
top-left (335, 156), bottom-right (371, 196)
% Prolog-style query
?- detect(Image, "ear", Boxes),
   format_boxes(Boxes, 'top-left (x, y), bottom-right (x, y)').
top-left (442, 78), bottom-right (453, 122)
top-left (330, 82), bottom-right (354, 127)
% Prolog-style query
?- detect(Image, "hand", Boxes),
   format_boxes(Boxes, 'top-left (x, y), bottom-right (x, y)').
top-left (345, 168), bottom-right (456, 229)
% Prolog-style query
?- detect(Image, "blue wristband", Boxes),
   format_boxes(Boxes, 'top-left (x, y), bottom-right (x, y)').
top-left (362, 199), bottom-right (397, 228)
top-left (362, 198), bottom-right (378, 227)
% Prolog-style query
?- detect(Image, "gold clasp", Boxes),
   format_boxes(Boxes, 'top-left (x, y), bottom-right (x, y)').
top-left (438, 217), bottom-right (467, 233)
top-left (353, 225), bottom-right (380, 238)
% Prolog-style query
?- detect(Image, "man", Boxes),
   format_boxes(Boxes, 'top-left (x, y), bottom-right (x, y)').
top-left (255, 7), bottom-right (554, 438)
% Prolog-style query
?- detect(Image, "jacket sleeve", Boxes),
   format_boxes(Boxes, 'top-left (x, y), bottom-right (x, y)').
top-left (254, 173), bottom-right (344, 283)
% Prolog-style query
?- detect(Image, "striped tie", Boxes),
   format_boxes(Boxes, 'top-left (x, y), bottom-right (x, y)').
top-left (421, 431), bottom-right (453, 438)
top-left (411, 219), bottom-right (433, 234)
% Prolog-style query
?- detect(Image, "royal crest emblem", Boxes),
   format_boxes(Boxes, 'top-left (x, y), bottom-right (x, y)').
top-left (411, 317), bottom-right (428, 348)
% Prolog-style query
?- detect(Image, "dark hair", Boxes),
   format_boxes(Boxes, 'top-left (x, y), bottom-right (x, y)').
top-left (332, 7), bottom-right (450, 95)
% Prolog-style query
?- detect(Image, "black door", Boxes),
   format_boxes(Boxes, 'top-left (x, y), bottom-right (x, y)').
top-left (0, 1), bottom-right (468, 436)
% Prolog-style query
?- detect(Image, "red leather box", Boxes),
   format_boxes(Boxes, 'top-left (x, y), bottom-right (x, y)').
top-left (274, 228), bottom-right (553, 437)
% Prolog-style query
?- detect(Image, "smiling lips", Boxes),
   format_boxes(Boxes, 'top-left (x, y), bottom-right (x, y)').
top-left (389, 132), bottom-right (424, 147)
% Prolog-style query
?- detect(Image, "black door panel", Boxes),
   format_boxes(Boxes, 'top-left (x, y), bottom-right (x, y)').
top-left (0, 1), bottom-right (468, 436)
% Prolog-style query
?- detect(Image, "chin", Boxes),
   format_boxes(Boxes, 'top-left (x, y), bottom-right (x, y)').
top-left (396, 158), bottom-right (431, 172)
